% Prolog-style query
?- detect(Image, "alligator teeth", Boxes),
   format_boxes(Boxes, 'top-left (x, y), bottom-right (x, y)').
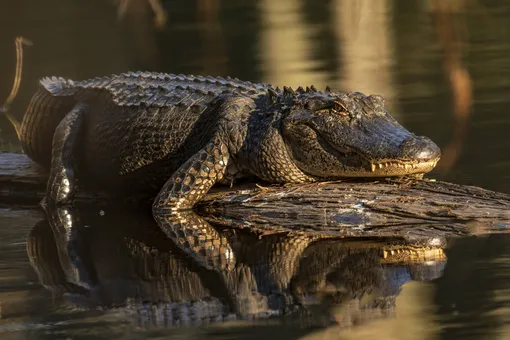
top-left (371, 161), bottom-right (434, 171)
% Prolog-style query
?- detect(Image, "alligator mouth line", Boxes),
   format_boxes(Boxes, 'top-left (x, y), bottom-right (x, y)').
top-left (369, 159), bottom-right (440, 172)
top-left (314, 132), bottom-right (440, 176)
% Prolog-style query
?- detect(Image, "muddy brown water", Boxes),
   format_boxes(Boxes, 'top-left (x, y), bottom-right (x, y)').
top-left (1, 0), bottom-right (510, 339)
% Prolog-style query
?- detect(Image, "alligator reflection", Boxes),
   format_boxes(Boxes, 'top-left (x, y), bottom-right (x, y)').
top-left (28, 203), bottom-right (446, 328)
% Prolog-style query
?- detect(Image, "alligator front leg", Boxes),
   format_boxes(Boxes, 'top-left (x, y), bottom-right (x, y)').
top-left (45, 104), bottom-right (87, 205)
top-left (152, 95), bottom-right (255, 270)
top-left (153, 137), bottom-right (236, 270)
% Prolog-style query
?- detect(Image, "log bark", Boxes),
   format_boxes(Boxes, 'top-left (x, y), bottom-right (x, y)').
top-left (200, 179), bottom-right (510, 238)
top-left (2, 151), bottom-right (510, 238)
top-left (0, 152), bottom-right (48, 202)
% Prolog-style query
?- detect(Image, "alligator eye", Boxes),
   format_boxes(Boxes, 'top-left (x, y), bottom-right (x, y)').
top-left (331, 101), bottom-right (348, 115)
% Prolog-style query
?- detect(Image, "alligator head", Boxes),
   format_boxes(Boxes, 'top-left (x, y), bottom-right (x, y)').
top-left (280, 87), bottom-right (441, 178)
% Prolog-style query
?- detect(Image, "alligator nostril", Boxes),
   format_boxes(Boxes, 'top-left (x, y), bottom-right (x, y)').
top-left (399, 136), bottom-right (441, 161)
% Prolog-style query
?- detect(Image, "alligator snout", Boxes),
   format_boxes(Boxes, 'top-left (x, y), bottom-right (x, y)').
top-left (399, 136), bottom-right (441, 161)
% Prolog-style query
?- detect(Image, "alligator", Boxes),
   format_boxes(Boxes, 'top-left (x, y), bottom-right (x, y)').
top-left (18, 72), bottom-right (441, 266)
top-left (20, 72), bottom-right (440, 203)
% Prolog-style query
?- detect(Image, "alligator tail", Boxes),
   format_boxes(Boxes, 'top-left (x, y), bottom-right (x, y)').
top-left (1, 36), bottom-right (32, 140)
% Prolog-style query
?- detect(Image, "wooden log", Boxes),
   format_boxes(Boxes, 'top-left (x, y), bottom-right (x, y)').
top-left (0, 152), bottom-right (48, 202)
top-left (200, 179), bottom-right (510, 238)
top-left (1, 151), bottom-right (510, 238)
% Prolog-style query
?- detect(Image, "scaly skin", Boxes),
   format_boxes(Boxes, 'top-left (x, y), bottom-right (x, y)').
top-left (20, 72), bottom-right (441, 265)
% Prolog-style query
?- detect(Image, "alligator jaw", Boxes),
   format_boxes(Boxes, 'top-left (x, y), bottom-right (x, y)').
top-left (369, 158), bottom-right (440, 176)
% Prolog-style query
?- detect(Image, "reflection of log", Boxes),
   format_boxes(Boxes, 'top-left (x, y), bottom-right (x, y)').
top-left (2, 152), bottom-right (510, 238)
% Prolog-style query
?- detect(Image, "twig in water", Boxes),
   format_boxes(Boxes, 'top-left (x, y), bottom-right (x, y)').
top-left (1, 36), bottom-right (32, 139)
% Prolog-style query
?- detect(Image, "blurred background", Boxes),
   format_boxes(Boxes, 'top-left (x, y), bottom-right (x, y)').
top-left (0, 0), bottom-right (509, 193)
top-left (2, 1), bottom-right (510, 339)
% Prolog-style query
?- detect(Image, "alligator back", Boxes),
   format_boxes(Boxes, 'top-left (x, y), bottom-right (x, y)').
top-left (20, 72), bottom-right (270, 192)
